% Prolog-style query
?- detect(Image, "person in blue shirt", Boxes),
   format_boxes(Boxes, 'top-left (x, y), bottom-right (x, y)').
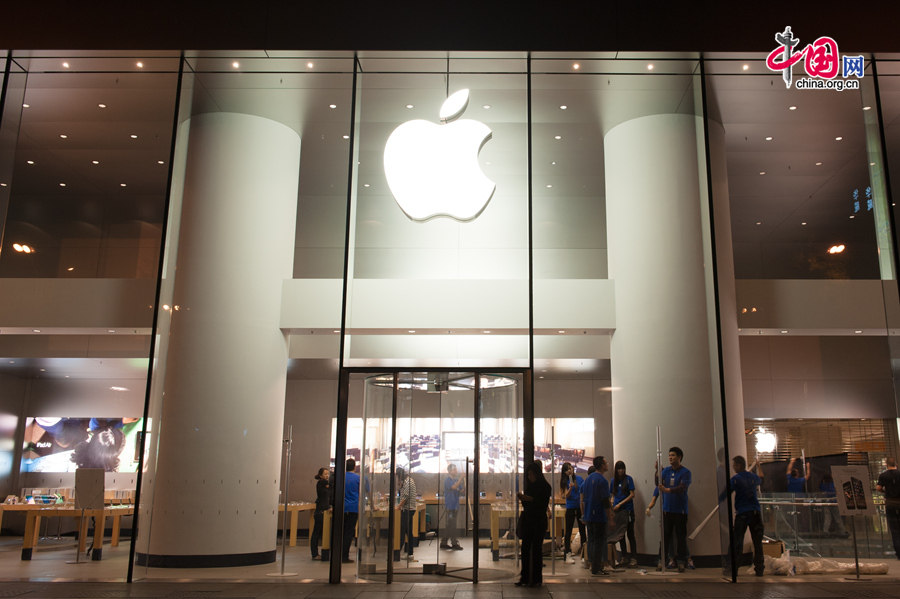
top-left (342, 458), bottom-right (361, 563)
top-left (730, 455), bottom-right (765, 577)
top-left (559, 462), bottom-right (585, 564)
top-left (646, 446), bottom-right (691, 572)
top-left (611, 460), bottom-right (637, 567)
top-left (581, 455), bottom-right (612, 576)
top-left (440, 463), bottom-right (465, 550)
top-left (786, 457), bottom-right (809, 494)
top-left (819, 473), bottom-right (848, 537)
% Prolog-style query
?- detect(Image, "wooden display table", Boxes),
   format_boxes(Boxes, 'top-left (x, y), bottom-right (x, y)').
top-left (277, 502), bottom-right (317, 547)
top-left (489, 503), bottom-right (565, 561)
top-left (4, 503), bottom-right (134, 561)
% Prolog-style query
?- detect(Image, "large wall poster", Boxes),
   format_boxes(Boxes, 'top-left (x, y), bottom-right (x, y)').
top-left (21, 417), bottom-right (144, 473)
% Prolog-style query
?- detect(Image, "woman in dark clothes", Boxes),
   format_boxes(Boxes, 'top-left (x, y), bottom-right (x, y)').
top-left (311, 467), bottom-right (332, 559)
top-left (516, 460), bottom-right (551, 587)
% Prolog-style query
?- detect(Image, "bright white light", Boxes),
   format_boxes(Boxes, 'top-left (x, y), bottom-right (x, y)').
top-left (232, 61), bottom-right (240, 68)
top-left (92, 160), bottom-right (99, 165)
top-left (647, 64), bottom-right (654, 70)
top-left (12, 244), bottom-right (22, 252)
top-left (742, 64), bottom-right (749, 71)
top-left (789, 105), bottom-right (797, 110)
top-left (765, 136), bottom-right (773, 141)
top-left (59, 134), bottom-right (67, 139)
top-left (755, 431), bottom-right (776, 453)
top-left (572, 63), bottom-right (580, 70)
top-left (559, 105), bottom-right (567, 110)
top-left (136, 62), bottom-right (144, 68)
top-left (835, 136), bottom-right (843, 141)
top-left (827, 244), bottom-right (846, 254)
top-left (98, 103), bottom-right (106, 108)
top-left (384, 89), bottom-right (495, 221)
top-left (62, 62), bottom-right (70, 68)
top-left (307, 62), bottom-right (314, 69)
top-left (110, 386), bottom-right (129, 392)
top-left (329, 104), bottom-right (337, 109)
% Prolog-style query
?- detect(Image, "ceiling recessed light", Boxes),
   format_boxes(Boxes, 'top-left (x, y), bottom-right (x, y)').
top-left (863, 106), bottom-right (872, 111)
top-left (755, 221), bottom-right (762, 225)
top-left (98, 103), bottom-right (106, 108)
top-left (559, 105), bottom-right (567, 110)
top-left (572, 63), bottom-right (580, 70)
top-left (835, 136), bottom-right (843, 141)
top-left (801, 222), bottom-right (807, 226)
top-left (59, 183), bottom-right (66, 187)
top-left (554, 135), bottom-right (562, 140)
top-left (329, 104), bottom-right (337, 109)
top-left (32, 329), bottom-right (40, 333)
top-left (551, 161), bottom-right (557, 165)
top-left (232, 61), bottom-right (240, 68)
top-left (62, 62), bottom-right (70, 69)
top-left (40, 368), bottom-right (45, 372)
top-left (482, 104), bottom-right (491, 109)
top-left (870, 162), bottom-right (876, 166)
top-left (789, 105), bottom-right (797, 110)
top-left (546, 184), bottom-right (552, 188)
top-left (22, 103), bottom-right (29, 108)
top-left (558, 330), bottom-right (566, 334)
top-left (408, 330), bottom-right (416, 334)
top-left (110, 386), bottom-right (129, 392)
top-left (765, 136), bottom-right (773, 141)
top-left (742, 64), bottom-right (750, 71)
top-left (483, 330), bottom-right (491, 334)
top-left (136, 62), bottom-right (144, 68)
top-left (120, 183), bottom-right (127, 187)
top-left (780, 330), bottom-right (788, 334)
top-left (108, 329), bottom-right (116, 333)
top-left (759, 171), bottom-right (766, 175)
top-left (405, 104), bottom-right (414, 109)
top-left (828, 244), bottom-right (846, 254)
top-left (647, 64), bottom-right (654, 70)
top-left (0, 183), bottom-right (6, 187)
top-left (342, 135), bottom-right (349, 139)
top-left (91, 160), bottom-right (99, 165)
top-left (363, 183), bottom-right (370, 188)
top-left (307, 62), bottom-right (314, 69)
top-left (59, 134), bottom-right (67, 139)
top-left (157, 160), bottom-right (165, 164)
top-left (854, 329), bottom-right (863, 334)
top-left (815, 162), bottom-right (823, 166)
top-left (67, 267), bottom-right (74, 271)
top-left (849, 215), bottom-right (855, 219)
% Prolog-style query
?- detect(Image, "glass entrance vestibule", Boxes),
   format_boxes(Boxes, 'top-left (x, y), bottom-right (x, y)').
top-left (343, 371), bottom-right (523, 583)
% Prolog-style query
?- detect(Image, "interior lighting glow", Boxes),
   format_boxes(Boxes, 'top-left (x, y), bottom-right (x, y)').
top-left (483, 330), bottom-right (491, 334)
top-left (91, 160), bottom-right (99, 165)
top-left (120, 183), bottom-right (127, 187)
top-left (863, 106), bottom-right (872, 111)
top-left (0, 183), bottom-right (6, 186)
top-left (835, 136), bottom-right (843, 141)
top-left (801, 222), bottom-right (807, 226)
top-left (26, 160), bottom-right (34, 165)
top-left (342, 135), bottom-right (349, 139)
top-left (755, 431), bottom-right (776, 453)
top-left (755, 221), bottom-right (762, 225)
top-left (741, 308), bottom-right (748, 314)
top-left (827, 244), bottom-right (846, 254)
top-left (12, 244), bottom-right (22, 252)
top-left (789, 105), bottom-right (797, 110)
top-left (780, 330), bottom-right (788, 334)
top-left (59, 134), bottom-right (67, 139)
top-left (482, 104), bottom-right (491, 109)
top-left (59, 183), bottom-right (66, 187)
top-left (108, 329), bottom-right (116, 333)
top-left (647, 64), bottom-right (654, 70)
top-left (854, 330), bottom-right (863, 334)
top-left (98, 103), bottom-right (106, 108)
top-left (157, 160), bottom-right (165, 164)
top-left (307, 62), bottom-right (314, 69)
top-left (815, 162), bottom-right (822, 166)
top-left (742, 64), bottom-right (750, 71)
top-left (572, 63), bottom-right (580, 70)
top-left (554, 135), bottom-right (562, 140)
top-left (130, 134), bottom-right (138, 139)
top-left (67, 267), bottom-right (74, 271)
top-left (162, 304), bottom-right (171, 311)
top-left (136, 62), bottom-right (144, 68)
top-left (849, 215), bottom-right (855, 219)
top-left (232, 61), bottom-right (240, 68)
top-left (21, 245), bottom-right (32, 254)
top-left (405, 104), bottom-right (414, 109)
top-left (558, 330), bottom-right (566, 334)
top-left (559, 105), bottom-right (567, 110)
top-left (546, 184), bottom-right (552, 188)
top-left (329, 104), bottom-right (337, 109)
top-left (22, 104), bottom-right (29, 108)
top-left (32, 329), bottom-right (40, 333)
top-left (765, 136), bottom-right (773, 141)
top-left (408, 330), bottom-right (416, 334)
top-left (62, 62), bottom-right (70, 68)
top-left (363, 183), bottom-right (370, 188)
top-left (110, 386), bottom-right (129, 392)
top-left (759, 171), bottom-right (766, 175)
top-left (751, 307), bottom-right (757, 312)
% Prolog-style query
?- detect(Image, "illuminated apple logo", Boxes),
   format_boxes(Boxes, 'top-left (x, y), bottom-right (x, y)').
top-left (383, 89), bottom-right (495, 222)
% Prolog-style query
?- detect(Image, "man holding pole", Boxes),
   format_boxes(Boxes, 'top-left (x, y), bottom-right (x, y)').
top-left (730, 455), bottom-right (765, 576)
top-left (646, 446), bottom-right (691, 573)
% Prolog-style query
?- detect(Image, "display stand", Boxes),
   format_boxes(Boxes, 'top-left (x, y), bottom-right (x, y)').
top-left (66, 468), bottom-right (104, 564)
top-left (845, 514), bottom-right (869, 581)
top-left (831, 465), bottom-right (874, 582)
top-left (648, 426), bottom-right (676, 576)
top-left (268, 426), bottom-right (297, 577)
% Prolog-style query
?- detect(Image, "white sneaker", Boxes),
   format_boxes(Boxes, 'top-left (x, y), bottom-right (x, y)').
top-left (566, 555), bottom-right (576, 564)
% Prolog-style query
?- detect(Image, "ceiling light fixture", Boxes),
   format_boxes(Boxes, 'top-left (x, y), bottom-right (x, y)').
top-left (22, 103), bottom-right (29, 108)
top-left (742, 64), bottom-right (750, 71)
top-left (67, 267), bottom-right (74, 271)
top-left (483, 330), bottom-right (491, 334)
top-left (482, 104), bottom-right (491, 109)
top-left (863, 106), bottom-right (872, 111)
top-left (32, 329), bottom-right (40, 333)
top-left (780, 330), bottom-right (788, 334)
top-left (572, 63), bottom-right (580, 70)
top-left (59, 183), bottom-right (66, 187)
top-left (59, 134), bottom-right (67, 139)
top-left (329, 104), bottom-right (337, 109)
top-left (765, 136), bottom-right (773, 141)
top-left (408, 330), bottom-right (416, 334)
top-left (110, 386), bottom-right (129, 392)
top-left (108, 329), bottom-right (116, 333)
top-left (558, 330), bottom-right (566, 334)
top-left (827, 244), bottom-right (846, 254)
top-left (755, 221), bottom-right (762, 225)
top-left (801, 222), bottom-right (807, 225)
top-left (759, 171), bottom-right (766, 175)
top-left (559, 105), bottom-right (567, 110)
top-left (546, 184), bottom-right (552, 188)
top-left (120, 183), bottom-right (127, 187)
top-left (815, 162), bottom-right (822, 166)
top-left (232, 61), bottom-right (240, 68)
top-left (136, 62), bottom-right (144, 68)
top-left (157, 160), bottom-right (165, 164)
top-left (789, 105), bottom-right (797, 110)
top-left (342, 135), bottom-right (349, 139)
top-left (647, 64), bottom-right (654, 70)
top-left (835, 136), bottom-right (843, 141)
top-left (26, 160), bottom-right (34, 165)
top-left (405, 104), bottom-right (414, 109)
top-left (854, 330), bottom-right (863, 334)
top-left (307, 62), bottom-right (314, 69)
top-left (554, 135), bottom-right (562, 140)
top-left (91, 160), bottom-right (99, 165)
top-left (62, 62), bottom-right (70, 69)
top-left (363, 183), bottom-right (370, 188)
top-left (98, 103), bottom-right (106, 108)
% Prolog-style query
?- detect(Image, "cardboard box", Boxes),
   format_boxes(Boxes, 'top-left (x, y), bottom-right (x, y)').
top-left (762, 540), bottom-right (784, 558)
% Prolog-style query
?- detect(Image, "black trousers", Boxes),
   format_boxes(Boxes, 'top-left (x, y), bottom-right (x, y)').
top-left (617, 510), bottom-right (637, 559)
top-left (663, 512), bottom-right (688, 565)
top-left (519, 520), bottom-right (546, 585)
top-left (400, 509), bottom-right (415, 555)
top-left (442, 508), bottom-right (459, 544)
top-left (733, 509), bottom-right (765, 574)
top-left (342, 511), bottom-right (358, 561)
top-left (886, 505), bottom-right (900, 558)
top-left (564, 507), bottom-right (586, 555)
top-left (311, 510), bottom-right (324, 557)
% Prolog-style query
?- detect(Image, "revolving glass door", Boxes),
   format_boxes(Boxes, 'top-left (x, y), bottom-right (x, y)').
top-left (355, 371), bottom-right (522, 583)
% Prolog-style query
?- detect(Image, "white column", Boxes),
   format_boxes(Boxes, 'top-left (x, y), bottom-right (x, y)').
top-left (606, 113), bottom-right (725, 559)
top-left (140, 112), bottom-right (300, 566)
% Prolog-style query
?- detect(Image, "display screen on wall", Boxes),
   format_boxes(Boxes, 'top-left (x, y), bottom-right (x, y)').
top-left (535, 418), bottom-right (595, 474)
top-left (20, 417), bottom-right (144, 473)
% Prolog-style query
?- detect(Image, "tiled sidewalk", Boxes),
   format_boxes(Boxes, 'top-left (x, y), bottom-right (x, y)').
top-left (0, 581), bottom-right (899, 599)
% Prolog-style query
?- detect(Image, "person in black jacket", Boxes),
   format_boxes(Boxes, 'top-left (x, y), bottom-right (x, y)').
top-left (516, 460), bottom-right (551, 587)
top-left (311, 467), bottom-right (332, 559)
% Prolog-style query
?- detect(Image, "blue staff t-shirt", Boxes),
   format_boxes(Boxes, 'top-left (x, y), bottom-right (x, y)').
top-left (731, 471), bottom-right (761, 514)
top-left (444, 475), bottom-right (461, 511)
top-left (612, 474), bottom-right (635, 512)
top-left (581, 472), bottom-right (610, 523)
top-left (786, 475), bottom-right (806, 493)
top-left (565, 474), bottom-right (583, 509)
top-left (653, 465), bottom-right (691, 514)
top-left (344, 471), bottom-right (361, 513)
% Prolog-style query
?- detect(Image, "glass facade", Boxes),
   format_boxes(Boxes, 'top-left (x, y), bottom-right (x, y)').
top-left (0, 50), bottom-right (897, 586)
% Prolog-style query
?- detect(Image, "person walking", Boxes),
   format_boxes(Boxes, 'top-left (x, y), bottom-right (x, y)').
top-left (877, 457), bottom-right (900, 559)
top-left (516, 460), bottom-right (551, 587)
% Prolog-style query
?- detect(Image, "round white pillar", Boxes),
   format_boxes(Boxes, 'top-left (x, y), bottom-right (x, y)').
top-left (606, 113), bottom-right (725, 560)
top-left (139, 112), bottom-right (300, 566)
